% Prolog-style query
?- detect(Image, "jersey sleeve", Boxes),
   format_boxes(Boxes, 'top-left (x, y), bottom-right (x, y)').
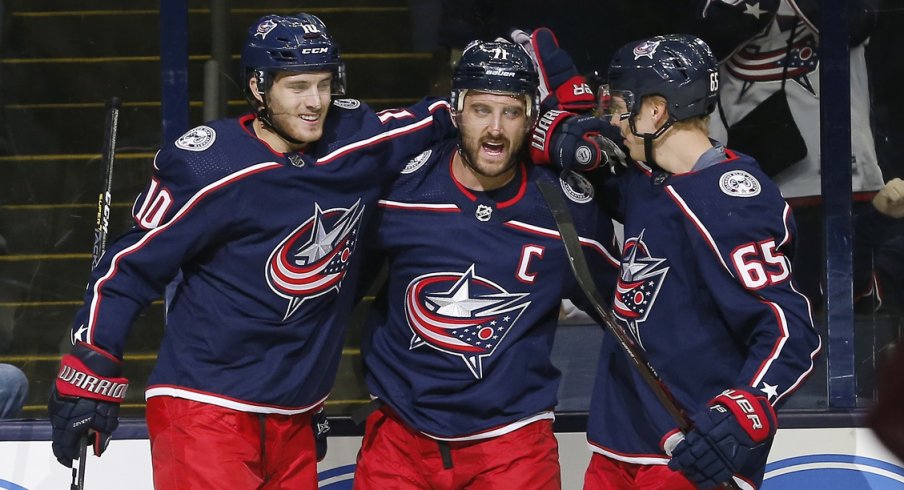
top-left (557, 172), bottom-right (622, 318)
top-left (71, 148), bottom-right (243, 357)
top-left (316, 97), bottom-right (457, 177)
top-left (671, 170), bottom-right (822, 408)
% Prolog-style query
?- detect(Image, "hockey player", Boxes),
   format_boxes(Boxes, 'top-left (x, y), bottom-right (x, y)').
top-left (352, 40), bottom-right (620, 489)
top-left (578, 34), bottom-right (823, 489)
top-left (46, 13), bottom-right (463, 489)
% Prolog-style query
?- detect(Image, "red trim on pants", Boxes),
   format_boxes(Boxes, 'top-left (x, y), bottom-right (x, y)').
top-left (354, 407), bottom-right (561, 489)
top-left (146, 396), bottom-right (318, 490)
top-left (583, 452), bottom-right (696, 490)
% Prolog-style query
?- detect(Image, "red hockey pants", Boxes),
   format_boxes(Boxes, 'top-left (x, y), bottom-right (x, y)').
top-left (354, 406), bottom-right (561, 489)
top-left (146, 396), bottom-right (318, 490)
top-left (583, 452), bottom-right (696, 490)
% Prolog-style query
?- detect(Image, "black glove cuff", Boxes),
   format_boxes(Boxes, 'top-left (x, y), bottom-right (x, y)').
top-left (72, 342), bottom-right (122, 378)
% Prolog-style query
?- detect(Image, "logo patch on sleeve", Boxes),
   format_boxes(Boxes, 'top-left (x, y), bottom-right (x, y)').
top-left (402, 150), bottom-right (432, 174)
top-left (175, 126), bottom-right (216, 151)
top-left (332, 98), bottom-right (361, 110)
top-left (719, 170), bottom-right (761, 197)
top-left (559, 171), bottom-right (594, 203)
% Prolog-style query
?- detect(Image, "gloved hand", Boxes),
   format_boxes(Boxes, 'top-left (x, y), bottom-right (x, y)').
top-left (667, 387), bottom-right (777, 489)
top-left (312, 406), bottom-right (331, 462)
top-left (509, 27), bottom-right (594, 112)
top-left (48, 342), bottom-right (128, 467)
top-left (531, 110), bottom-right (627, 172)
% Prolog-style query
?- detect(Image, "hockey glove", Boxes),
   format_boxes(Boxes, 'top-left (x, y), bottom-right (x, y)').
top-left (667, 387), bottom-right (777, 489)
top-left (312, 406), bottom-right (331, 462)
top-left (531, 110), bottom-right (626, 172)
top-left (509, 27), bottom-right (594, 112)
top-left (48, 342), bottom-right (128, 467)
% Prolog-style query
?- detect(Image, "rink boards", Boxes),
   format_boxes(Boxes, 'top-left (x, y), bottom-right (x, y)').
top-left (0, 421), bottom-right (902, 489)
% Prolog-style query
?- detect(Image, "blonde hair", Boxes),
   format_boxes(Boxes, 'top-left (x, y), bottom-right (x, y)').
top-left (643, 95), bottom-right (710, 135)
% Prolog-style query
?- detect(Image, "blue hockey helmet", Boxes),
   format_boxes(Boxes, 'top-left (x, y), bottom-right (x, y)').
top-left (451, 40), bottom-right (540, 121)
top-left (605, 34), bottom-right (718, 123)
top-left (241, 13), bottom-right (346, 107)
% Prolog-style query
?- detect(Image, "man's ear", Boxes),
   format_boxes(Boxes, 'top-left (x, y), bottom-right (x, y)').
top-left (650, 98), bottom-right (669, 127)
top-left (249, 76), bottom-right (264, 105)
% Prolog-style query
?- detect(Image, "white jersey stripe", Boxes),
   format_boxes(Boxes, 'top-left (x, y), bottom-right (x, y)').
top-left (146, 386), bottom-right (326, 415)
top-left (505, 220), bottom-right (620, 267)
top-left (317, 101), bottom-right (451, 165)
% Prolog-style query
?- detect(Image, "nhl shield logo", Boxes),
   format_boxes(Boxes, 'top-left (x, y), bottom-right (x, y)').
top-left (475, 204), bottom-right (493, 222)
top-left (405, 265), bottom-right (531, 379)
top-left (266, 199), bottom-right (365, 320)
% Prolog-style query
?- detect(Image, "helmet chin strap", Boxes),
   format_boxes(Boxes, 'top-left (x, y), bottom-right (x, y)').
top-left (253, 72), bottom-right (311, 149)
top-left (629, 117), bottom-right (673, 170)
top-left (257, 97), bottom-right (310, 148)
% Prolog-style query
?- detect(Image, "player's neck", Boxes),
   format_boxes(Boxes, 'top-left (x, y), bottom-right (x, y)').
top-left (451, 152), bottom-right (516, 191)
top-left (652, 128), bottom-right (714, 174)
top-left (252, 118), bottom-right (308, 154)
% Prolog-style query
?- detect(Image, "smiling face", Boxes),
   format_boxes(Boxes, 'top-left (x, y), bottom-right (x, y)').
top-left (252, 70), bottom-right (333, 151)
top-left (454, 91), bottom-right (530, 187)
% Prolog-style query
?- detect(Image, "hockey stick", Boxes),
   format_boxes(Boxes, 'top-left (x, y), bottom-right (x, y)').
top-left (92, 97), bottom-right (120, 270)
top-left (71, 97), bottom-right (121, 490)
top-left (536, 179), bottom-right (742, 490)
top-left (70, 440), bottom-right (87, 490)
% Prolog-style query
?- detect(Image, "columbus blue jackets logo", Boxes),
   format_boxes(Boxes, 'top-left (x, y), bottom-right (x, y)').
top-left (405, 265), bottom-right (531, 379)
top-left (633, 39), bottom-right (661, 60)
top-left (266, 199), bottom-right (364, 320)
top-left (720, 170), bottom-right (761, 197)
top-left (254, 18), bottom-right (278, 40)
top-left (726, 16), bottom-right (819, 96)
top-left (614, 231), bottom-right (669, 348)
top-left (175, 126), bottom-right (216, 151)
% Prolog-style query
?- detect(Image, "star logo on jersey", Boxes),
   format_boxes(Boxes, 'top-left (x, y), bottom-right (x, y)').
top-left (614, 231), bottom-right (669, 348)
top-left (726, 16), bottom-right (818, 96)
top-left (71, 323), bottom-right (88, 344)
top-left (760, 382), bottom-right (779, 401)
top-left (405, 265), bottom-right (531, 379)
top-left (266, 199), bottom-right (364, 320)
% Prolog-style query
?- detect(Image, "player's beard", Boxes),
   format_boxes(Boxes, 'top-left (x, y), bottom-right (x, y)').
top-left (264, 98), bottom-right (329, 147)
top-left (270, 111), bottom-right (325, 146)
top-left (458, 132), bottom-right (525, 179)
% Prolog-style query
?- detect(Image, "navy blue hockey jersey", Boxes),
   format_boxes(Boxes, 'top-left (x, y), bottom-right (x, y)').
top-left (361, 139), bottom-right (620, 439)
top-left (587, 150), bottom-right (822, 485)
top-left (72, 98), bottom-right (455, 413)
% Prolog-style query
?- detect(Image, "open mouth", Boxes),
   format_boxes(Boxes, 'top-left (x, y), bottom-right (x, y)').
top-left (481, 141), bottom-right (505, 157)
top-left (299, 114), bottom-right (321, 124)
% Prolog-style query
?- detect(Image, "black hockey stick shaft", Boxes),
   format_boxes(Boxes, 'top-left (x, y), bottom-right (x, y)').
top-left (92, 97), bottom-right (121, 270)
top-left (70, 438), bottom-right (87, 490)
top-left (536, 180), bottom-right (742, 490)
top-left (73, 97), bottom-right (121, 489)
top-left (536, 179), bottom-right (691, 428)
